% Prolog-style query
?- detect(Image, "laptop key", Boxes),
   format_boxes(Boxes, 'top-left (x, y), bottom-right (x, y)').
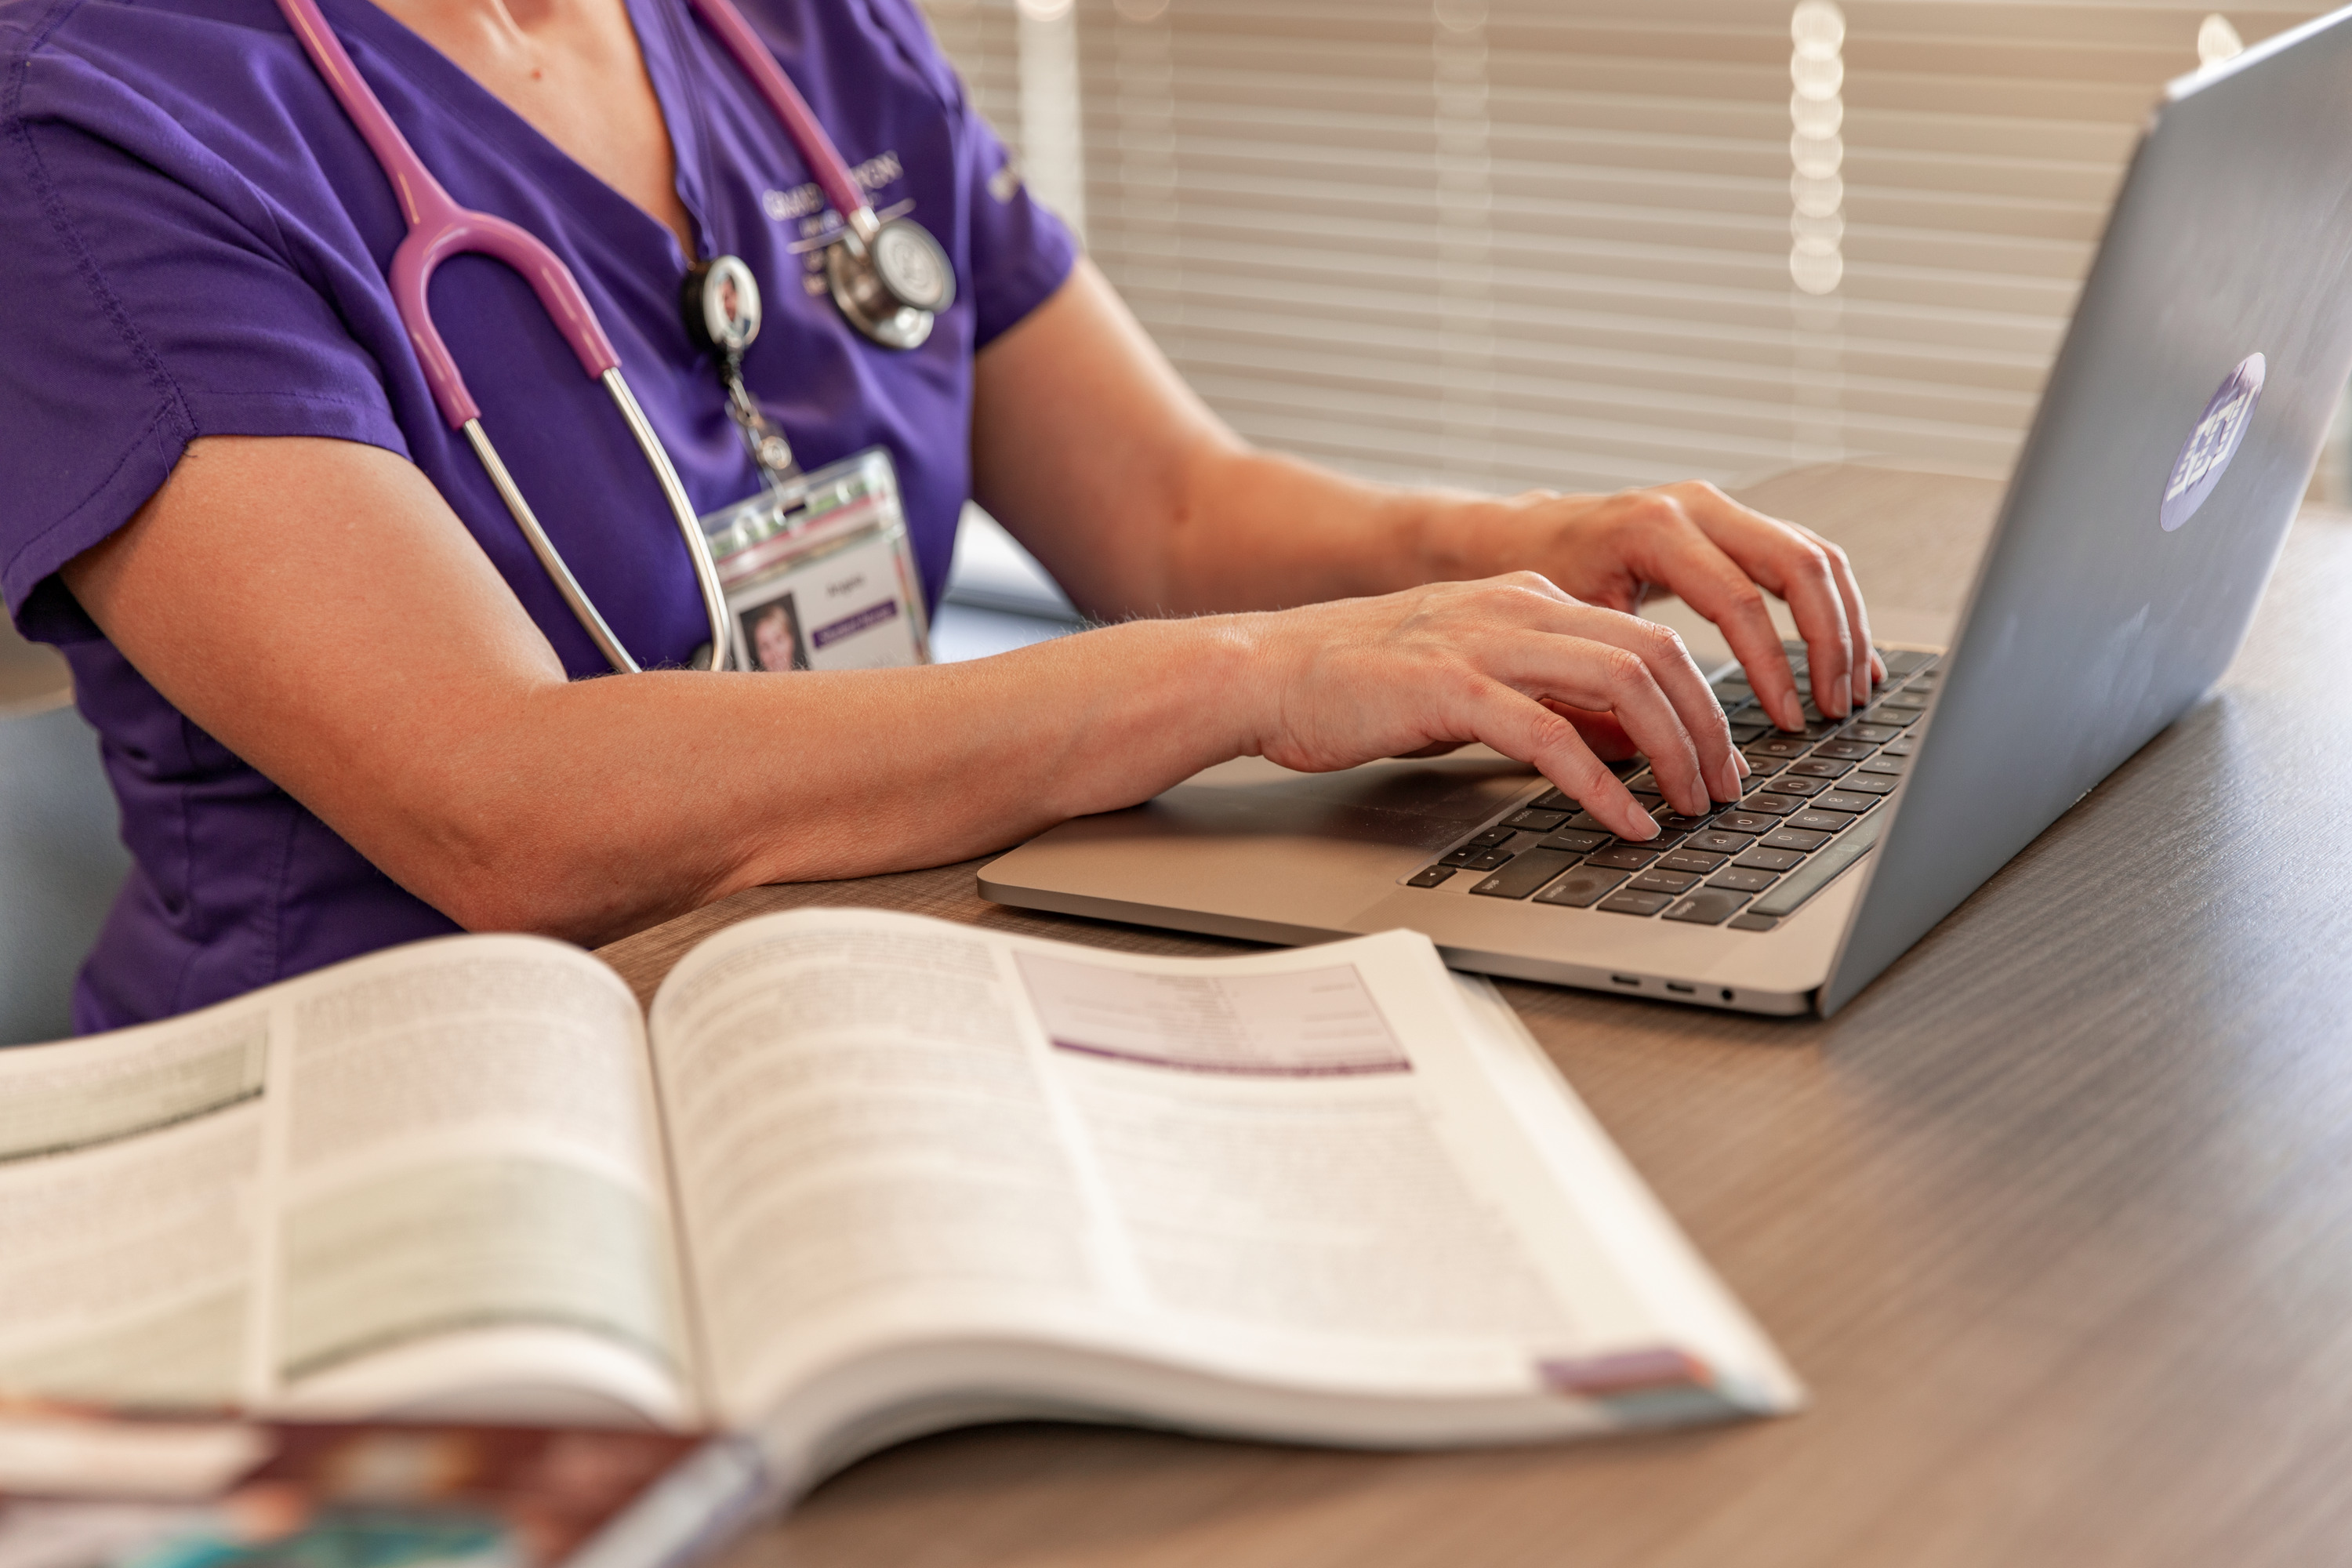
top-left (1631, 868), bottom-right (1702, 895)
top-left (1406, 865), bottom-right (1457, 888)
top-left (1812, 791), bottom-right (1878, 815)
top-left (1842, 722), bottom-right (1904, 743)
top-left (1812, 739), bottom-right (1876, 761)
top-left (1880, 735), bottom-right (1919, 757)
top-left (1597, 889), bottom-right (1675, 916)
top-left (1468, 827), bottom-right (1516, 848)
top-left (1786, 757), bottom-right (1850, 778)
top-left (1530, 788), bottom-right (1576, 811)
top-left (1708, 866), bottom-right (1780, 892)
top-left (1734, 846), bottom-right (1806, 872)
top-left (1533, 866), bottom-right (1627, 908)
top-left (1442, 846), bottom-right (1515, 870)
top-left (1659, 848), bottom-right (1726, 874)
top-left (1879, 648), bottom-right (1936, 676)
top-left (1857, 754), bottom-right (1907, 776)
top-left (1537, 829), bottom-right (1610, 855)
top-left (1584, 846), bottom-right (1659, 871)
top-left (1686, 829), bottom-right (1756, 856)
top-left (1751, 811), bottom-right (1887, 917)
top-left (1746, 735), bottom-right (1812, 760)
top-left (1762, 826), bottom-right (1831, 853)
top-left (1711, 810), bottom-right (1778, 835)
top-left (1726, 912), bottom-right (1780, 932)
top-left (1470, 848), bottom-right (1584, 900)
top-left (1664, 889), bottom-right (1751, 926)
top-left (1738, 793), bottom-right (1806, 815)
top-left (1565, 811), bottom-right (1615, 835)
top-left (1652, 811), bottom-right (1715, 835)
top-left (1788, 809), bottom-right (1854, 834)
top-left (1764, 775), bottom-right (1827, 797)
top-left (1840, 774), bottom-right (1900, 796)
top-left (1504, 808), bottom-right (1568, 833)
top-left (1728, 721), bottom-right (1771, 744)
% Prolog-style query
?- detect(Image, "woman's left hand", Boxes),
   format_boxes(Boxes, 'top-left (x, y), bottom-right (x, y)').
top-left (1470, 480), bottom-right (1884, 735)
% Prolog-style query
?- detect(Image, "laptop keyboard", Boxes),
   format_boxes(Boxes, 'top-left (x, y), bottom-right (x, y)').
top-left (1403, 642), bottom-right (1939, 931)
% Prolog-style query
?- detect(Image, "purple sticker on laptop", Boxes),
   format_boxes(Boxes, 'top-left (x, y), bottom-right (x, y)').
top-left (2161, 353), bottom-right (2265, 533)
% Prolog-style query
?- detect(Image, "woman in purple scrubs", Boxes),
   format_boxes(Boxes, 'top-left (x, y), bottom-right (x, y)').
top-left (0, 0), bottom-right (1882, 1030)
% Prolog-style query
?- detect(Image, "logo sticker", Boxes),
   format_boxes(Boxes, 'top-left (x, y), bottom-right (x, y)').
top-left (2161, 353), bottom-right (2266, 532)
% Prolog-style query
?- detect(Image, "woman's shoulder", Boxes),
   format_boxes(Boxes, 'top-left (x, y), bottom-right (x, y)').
top-left (2, 0), bottom-right (351, 198)
top-left (718, 0), bottom-right (967, 118)
top-left (5, 0), bottom-right (305, 92)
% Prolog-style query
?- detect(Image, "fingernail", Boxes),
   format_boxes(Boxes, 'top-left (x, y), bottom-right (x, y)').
top-left (1622, 810), bottom-right (1658, 840)
top-left (1735, 753), bottom-right (1751, 776)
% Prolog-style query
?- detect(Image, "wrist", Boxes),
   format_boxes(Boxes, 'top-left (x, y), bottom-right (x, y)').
top-left (1402, 488), bottom-right (1549, 585)
top-left (1178, 610), bottom-right (1282, 760)
top-left (1033, 612), bottom-right (1271, 820)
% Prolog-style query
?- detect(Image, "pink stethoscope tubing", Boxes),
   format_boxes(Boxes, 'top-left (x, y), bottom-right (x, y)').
top-left (268, 0), bottom-right (899, 673)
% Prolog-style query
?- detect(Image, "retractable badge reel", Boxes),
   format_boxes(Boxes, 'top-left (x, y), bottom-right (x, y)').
top-left (682, 258), bottom-right (933, 674)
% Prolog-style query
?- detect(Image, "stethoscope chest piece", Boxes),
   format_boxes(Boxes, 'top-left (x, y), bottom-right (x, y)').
top-left (826, 218), bottom-right (954, 350)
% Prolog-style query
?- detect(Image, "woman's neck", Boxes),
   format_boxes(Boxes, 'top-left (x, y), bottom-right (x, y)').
top-left (371, 0), bottom-right (696, 256)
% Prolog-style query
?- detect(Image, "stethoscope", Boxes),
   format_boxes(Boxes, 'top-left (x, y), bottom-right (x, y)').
top-left (270, 0), bottom-right (956, 673)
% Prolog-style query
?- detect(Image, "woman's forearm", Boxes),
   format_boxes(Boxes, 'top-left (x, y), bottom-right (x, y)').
top-left (967, 263), bottom-right (1595, 619)
top-left (426, 615), bottom-right (1262, 944)
top-left (1142, 443), bottom-right (1529, 615)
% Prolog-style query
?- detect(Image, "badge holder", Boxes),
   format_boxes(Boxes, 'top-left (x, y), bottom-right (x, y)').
top-left (681, 256), bottom-right (929, 673)
top-left (701, 448), bottom-right (932, 673)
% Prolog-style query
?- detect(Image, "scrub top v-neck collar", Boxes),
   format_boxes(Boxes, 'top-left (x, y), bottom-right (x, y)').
top-left (317, 0), bottom-right (723, 271)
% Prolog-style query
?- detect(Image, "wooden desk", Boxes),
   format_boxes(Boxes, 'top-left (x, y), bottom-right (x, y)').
top-left (598, 466), bottom-right (2352, 1568)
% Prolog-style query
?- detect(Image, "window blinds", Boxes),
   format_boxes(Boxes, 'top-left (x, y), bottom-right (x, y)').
top-left (920, 0), bottom-right (2332, 496)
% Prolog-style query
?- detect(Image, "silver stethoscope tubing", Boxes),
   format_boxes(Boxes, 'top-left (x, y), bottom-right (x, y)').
top-left (273, 0), bottom-right (954, 674)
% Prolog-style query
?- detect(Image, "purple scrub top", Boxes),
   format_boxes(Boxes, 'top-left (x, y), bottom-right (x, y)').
top-left (0, 0), bottom-right (1076, 1031)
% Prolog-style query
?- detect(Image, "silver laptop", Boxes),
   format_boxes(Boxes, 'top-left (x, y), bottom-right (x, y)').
top-left (982, 12), bottom-right (2352, 1017)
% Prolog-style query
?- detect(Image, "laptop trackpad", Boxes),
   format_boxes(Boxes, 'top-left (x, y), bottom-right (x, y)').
top-left (1131, 750), bottom-right (1536, 848)
top-left (978, 749), bottom-right (1544, 943)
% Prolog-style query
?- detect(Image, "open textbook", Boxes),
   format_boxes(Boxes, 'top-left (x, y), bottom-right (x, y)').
top-left (0, 909), bottom-right (1802, 1500)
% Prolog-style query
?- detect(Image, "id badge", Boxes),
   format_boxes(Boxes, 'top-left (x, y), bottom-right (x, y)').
top-left (699, 447), bottom-right (932, 673)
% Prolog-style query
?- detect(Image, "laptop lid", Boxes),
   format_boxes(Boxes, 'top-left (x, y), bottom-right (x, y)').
top-left (1818, 10), bottom-right (2352, 1015)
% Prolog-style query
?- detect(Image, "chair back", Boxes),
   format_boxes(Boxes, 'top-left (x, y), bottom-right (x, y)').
top-left (1, 624), bottom-right (128, 1045)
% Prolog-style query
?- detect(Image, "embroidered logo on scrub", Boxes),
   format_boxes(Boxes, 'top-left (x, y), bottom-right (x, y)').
top-left (2161, 353), bottom-right (2266, 532)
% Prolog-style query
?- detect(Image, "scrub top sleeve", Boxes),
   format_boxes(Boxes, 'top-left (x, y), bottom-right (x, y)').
top-left (958, 107), bottom-right (1080, 348)
top-left (858, 0), bottom-right (1077, 348)
top-left (0, 100), bottom-right (408, 644)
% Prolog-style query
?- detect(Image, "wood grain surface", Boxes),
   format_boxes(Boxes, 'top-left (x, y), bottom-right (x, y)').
top-left (597, 466), bottom-right (2352, 1567)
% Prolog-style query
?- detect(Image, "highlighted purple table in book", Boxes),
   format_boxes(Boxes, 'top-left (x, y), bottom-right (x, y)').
top-left (1013, 955), bottom-right (1411, 1076)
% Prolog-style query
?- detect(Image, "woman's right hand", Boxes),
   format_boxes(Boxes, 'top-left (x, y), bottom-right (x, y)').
top-left (1233, 572), bottom-right (1748, 843)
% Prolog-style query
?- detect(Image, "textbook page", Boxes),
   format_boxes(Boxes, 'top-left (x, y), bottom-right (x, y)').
top-left (0, 936), bottom-right (695, 1427)
top-left (647, 909), bottom-right (1794, 1436)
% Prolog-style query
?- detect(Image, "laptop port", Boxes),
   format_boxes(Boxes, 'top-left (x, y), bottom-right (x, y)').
top-left (1720, 988), bottom-right (1735, 1003)
top-left (1609, 975), bottom-right (1641, 988)
top-left (1665, 982), bottom-right (1696, 995)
